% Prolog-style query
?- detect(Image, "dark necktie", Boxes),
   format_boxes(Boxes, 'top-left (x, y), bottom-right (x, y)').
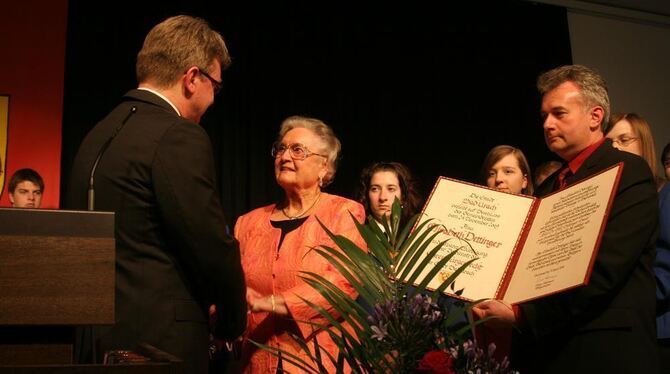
top-left (556, 167), bottom-right (572, 189)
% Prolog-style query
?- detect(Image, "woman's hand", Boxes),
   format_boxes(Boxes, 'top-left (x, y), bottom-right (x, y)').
top-left (247, 287), bottom-right (288, 316)
top-left (246, 287), bottom-right (262, 307)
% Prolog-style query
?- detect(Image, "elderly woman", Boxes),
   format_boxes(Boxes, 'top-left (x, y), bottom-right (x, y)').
top-left (234, 115), bottom-right (366, 373)
top-left (480, 144), bottom-right (534, 195)
top-left (356, 161), bottom-right (422, 229)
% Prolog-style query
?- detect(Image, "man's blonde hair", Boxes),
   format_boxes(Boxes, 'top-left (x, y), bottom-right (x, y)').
top-left (136, 15), bottom-right (231, 88)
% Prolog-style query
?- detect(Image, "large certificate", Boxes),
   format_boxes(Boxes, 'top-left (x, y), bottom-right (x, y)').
top-left (414, 163), bottom-right (622, 304)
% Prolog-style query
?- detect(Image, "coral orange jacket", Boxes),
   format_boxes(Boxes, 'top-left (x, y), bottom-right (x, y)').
top-left (234, 193), bottom-right (366, 373)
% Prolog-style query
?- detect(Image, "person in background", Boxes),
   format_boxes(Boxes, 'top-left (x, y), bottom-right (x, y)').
top-left (356, 161), bottom-right (422, 229)
top-left (8, 168), bottom-right (44, 208)
top-left (234, 115), bottom-right (366, 373)
top-left (533, 160), bottom-right (563, 187)
top-left (473, 64), bottom-right (659, 373)
top-left (605, 113), bottom-right (670, 373)
top-left (661, 142), bottom-right (670, 182)
top-left (66, 15), bottom-right (246, 373)
top-left (480, 145), bottom-right (533, 195)
top-left (605, 112), bottom-right (664, 189)
top-left (476, 145), bottom-right (533, 360)
top-left (656, 182), bottom-right (670, 374)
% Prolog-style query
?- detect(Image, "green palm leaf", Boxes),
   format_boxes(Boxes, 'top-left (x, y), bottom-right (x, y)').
top-left (395, 218), bottom-right (439, 274)
top-left (255, 199), bottom-right (479, 373)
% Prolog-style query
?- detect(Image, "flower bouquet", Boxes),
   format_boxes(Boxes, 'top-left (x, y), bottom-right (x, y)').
top-left (252, 200), bottom-right (518, 373)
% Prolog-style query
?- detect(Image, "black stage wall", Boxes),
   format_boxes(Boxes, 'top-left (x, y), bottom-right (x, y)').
top-left (61, 1), bottom-right (572, 226)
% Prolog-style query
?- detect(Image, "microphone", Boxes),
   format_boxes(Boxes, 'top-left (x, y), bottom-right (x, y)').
top-left (87, 106), bottom-right (137, 211)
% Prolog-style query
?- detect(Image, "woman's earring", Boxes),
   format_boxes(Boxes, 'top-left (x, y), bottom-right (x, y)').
top-left (318, 176), bottom-right (323, 188)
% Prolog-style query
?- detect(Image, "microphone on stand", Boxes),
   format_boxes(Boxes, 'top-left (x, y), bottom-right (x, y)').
top-left (87, 106), bottom-right (137, 211)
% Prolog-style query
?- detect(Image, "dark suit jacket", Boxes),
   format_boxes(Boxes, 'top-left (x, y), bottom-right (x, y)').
top-left (655, 183), bottom-right (670, 339)
top-left (514, 139), bottom-right (659, 374)
top-left (66, 89), bottom-right (246, 373)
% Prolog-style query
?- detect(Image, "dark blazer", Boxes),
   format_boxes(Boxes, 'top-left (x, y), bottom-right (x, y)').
top-left (655, 183), bottom-right (670, 338)
top-left (66, 89), bottom-right (246, 374)
top-left (514, 139), bottom-right (659, 374)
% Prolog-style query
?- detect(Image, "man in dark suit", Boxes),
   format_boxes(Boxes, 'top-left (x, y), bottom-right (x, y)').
top-left (473, 65), bottom-right (659, 373)
top-left (66, 15), bottom-right (246, 373)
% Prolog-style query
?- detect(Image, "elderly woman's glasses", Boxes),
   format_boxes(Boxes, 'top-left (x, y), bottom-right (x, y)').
top-left (610, 135), bottom-right (639, 147)
top-left (271, 142), bottom-right (326, 160)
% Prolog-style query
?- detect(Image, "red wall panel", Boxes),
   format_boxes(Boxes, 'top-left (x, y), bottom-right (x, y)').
top-left (0, 0), bottom-right (68, 208)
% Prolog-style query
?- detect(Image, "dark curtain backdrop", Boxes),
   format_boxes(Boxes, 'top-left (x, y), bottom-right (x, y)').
top-left (61, 1), bottom-right (571, 227)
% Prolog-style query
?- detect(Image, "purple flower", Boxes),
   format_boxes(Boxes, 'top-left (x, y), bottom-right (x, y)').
top-left (447, 339), bottom-right (519, 374)
top-left (371, 322), bottom-right (388, 341)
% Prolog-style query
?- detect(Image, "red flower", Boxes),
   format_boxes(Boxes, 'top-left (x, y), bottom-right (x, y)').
top-left (416, 350), bottom-right (455, 374)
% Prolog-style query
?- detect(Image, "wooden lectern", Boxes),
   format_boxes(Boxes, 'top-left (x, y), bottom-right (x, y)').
top-left (0, 208), bottom-right (181, 373)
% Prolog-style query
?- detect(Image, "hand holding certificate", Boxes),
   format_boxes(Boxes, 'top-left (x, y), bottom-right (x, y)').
top-left (413, 163), bottom-right (622, 304)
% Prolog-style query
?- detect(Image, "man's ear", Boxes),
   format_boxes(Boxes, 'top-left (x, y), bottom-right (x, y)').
top-left (183, 66), bottom-right (199, 96)
top-left (8, 192), bottom-right (14, 205)
top-left (590, 106), bottom-right (605, 131)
